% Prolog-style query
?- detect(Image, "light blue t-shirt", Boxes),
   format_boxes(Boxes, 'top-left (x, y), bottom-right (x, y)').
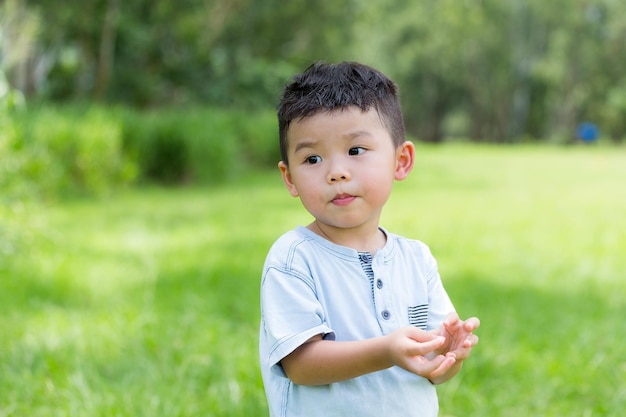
top-left (259, 226), bottom-right (454, 417)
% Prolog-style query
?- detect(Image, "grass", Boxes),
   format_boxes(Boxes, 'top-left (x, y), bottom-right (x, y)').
top-left (1, 144), bottom-right (625, 416)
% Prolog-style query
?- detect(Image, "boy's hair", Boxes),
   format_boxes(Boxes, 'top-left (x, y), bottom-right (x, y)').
top-left (277, 61), bottom-right (406, 165)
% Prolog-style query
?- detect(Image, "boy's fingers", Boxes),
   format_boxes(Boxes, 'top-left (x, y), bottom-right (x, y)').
top-left (413, 354), bottom-right (448, 373)
top-left (407, 336), bottom-right (445, 356)
top-left (443, 312), bottom-right (460, 327)
top-left (460, 334), bottom-right (479, 349)
top-left (463, 317), bottom-right (481, 331)
top-left (423, 355), bottom-right (456, 379)
top-left (406, 327), bottom-right (441, 343)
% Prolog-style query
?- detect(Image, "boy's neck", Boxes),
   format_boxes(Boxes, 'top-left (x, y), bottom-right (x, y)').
top-left (307, 220), bottom-right (387, 255)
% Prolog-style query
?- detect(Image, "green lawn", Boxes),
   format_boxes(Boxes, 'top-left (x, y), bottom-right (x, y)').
top-left (2, 144), bottom-right (625, 416)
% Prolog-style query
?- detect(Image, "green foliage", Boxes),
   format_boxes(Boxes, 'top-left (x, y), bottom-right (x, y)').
top-left (122, 111), bottom-right (193, 184)
top-left (0, 72), bottom-right (26, 110)
top-left (1, 105), bottom-right (278, 200)
top-left (20, 0), bottom-right (353, 107)
top-left (7, 1), bottom-right (626, 142)
top-left (1, 106), bottom-right (135, 200)
top-left (121, 107), bottom-right (278, 185)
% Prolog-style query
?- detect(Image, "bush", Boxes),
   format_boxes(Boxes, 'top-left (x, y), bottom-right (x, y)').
top-left (121, 107), bottom-right (278, 185)
top-left (186, 109), bottom-right (242, 184)
top-left (238, 109), bottom-right (280, 167)
top-left (2, 105), bottom-right (136, 199)
top-left (122, 111), bottom-right (192, 184)
top-left (2, 105), bottom-right (279, 199)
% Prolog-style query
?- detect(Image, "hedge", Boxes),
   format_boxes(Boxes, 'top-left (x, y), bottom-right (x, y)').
top-left (1, 105), bottom-right (279, 200)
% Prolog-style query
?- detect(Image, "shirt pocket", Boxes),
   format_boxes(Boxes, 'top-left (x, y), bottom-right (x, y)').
top-left (408, 304), bottom-right (429, 330)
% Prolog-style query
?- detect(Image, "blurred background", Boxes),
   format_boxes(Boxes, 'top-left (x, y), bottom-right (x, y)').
top-left (1, 1), bottom-right (625, 416)
top-left (4, 0), bottom-right (626, 142)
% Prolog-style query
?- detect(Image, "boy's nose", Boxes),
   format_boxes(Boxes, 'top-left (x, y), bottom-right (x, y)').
top-left (329, 174), bottom-right (348, 182)
top-left (327, 162), bottom-right (351, 183)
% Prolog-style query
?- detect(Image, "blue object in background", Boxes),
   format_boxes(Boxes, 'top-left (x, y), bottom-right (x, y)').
top-left (577, 122), bottom-right (599, 142)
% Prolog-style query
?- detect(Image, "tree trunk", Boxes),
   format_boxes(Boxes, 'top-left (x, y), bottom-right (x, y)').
top-left (93, 0), bottom-right (120, 100)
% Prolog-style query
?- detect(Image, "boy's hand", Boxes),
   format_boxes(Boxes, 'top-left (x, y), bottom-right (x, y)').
top-left (385, 326), bottom-right (458, 381)
top-left (432, 312), bottom-right (480, 362)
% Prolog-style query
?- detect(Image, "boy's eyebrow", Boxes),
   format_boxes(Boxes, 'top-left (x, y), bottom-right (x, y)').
top-left (346, 130), bottom-right (374, 139)
top-left (294, 139), bottom-right (318, 153)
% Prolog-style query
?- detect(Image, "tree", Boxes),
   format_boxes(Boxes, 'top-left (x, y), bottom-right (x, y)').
top-left (0, 0), bottom-right (42, 97)
top-left (6, 0), bottom-right (626, 142)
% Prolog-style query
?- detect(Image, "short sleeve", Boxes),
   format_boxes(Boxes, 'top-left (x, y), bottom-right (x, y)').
top-left (261, 265), bottom-right (335, 376)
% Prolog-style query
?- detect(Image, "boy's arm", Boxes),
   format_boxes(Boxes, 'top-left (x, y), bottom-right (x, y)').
top-left (280, 326), bottom-right (458, 386)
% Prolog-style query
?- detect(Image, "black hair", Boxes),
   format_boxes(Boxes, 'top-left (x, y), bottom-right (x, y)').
top-left (277, 61), bottom-right (406, 165)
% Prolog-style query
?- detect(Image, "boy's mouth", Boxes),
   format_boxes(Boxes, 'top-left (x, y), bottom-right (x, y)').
top-left (332, 193), bottom-right (356, 206)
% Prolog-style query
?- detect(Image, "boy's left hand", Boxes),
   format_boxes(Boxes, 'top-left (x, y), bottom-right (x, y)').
top-left (432, 312), bottom-right (480, 362)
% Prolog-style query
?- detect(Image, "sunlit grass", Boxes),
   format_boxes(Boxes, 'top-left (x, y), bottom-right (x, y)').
top-left (1, 144), bottom-right (625, 416)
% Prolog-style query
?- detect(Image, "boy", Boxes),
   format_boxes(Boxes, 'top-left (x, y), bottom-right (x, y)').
top-left (259, 61), bottom-right (480, 417)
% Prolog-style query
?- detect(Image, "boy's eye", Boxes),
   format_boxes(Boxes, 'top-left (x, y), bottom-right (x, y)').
top-left (305, 155), bottom-right (322, 164)
top-left (348, 147), bottom-right (366, 156)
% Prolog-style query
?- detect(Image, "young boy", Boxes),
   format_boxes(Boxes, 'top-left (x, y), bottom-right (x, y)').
top-left (259, 61), bottom-right (480, 417)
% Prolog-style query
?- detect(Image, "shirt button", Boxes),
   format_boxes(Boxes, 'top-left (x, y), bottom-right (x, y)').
top-left (376, 279), bottom-right (383, 289)
top-left (381, 310), bottom-right (391, 320)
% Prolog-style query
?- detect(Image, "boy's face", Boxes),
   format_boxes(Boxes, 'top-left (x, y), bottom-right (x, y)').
top-left (279, 107), bottom-right (414, 235)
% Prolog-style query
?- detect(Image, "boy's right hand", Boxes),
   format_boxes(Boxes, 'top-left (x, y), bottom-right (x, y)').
top-left (386, 326), bottom-right (457, 380)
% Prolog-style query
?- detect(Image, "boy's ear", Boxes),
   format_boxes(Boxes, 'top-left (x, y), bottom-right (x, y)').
top-left (279, 161), bottom-right (299, 197)
top-left (394, 141), bottom-right (415, 181)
